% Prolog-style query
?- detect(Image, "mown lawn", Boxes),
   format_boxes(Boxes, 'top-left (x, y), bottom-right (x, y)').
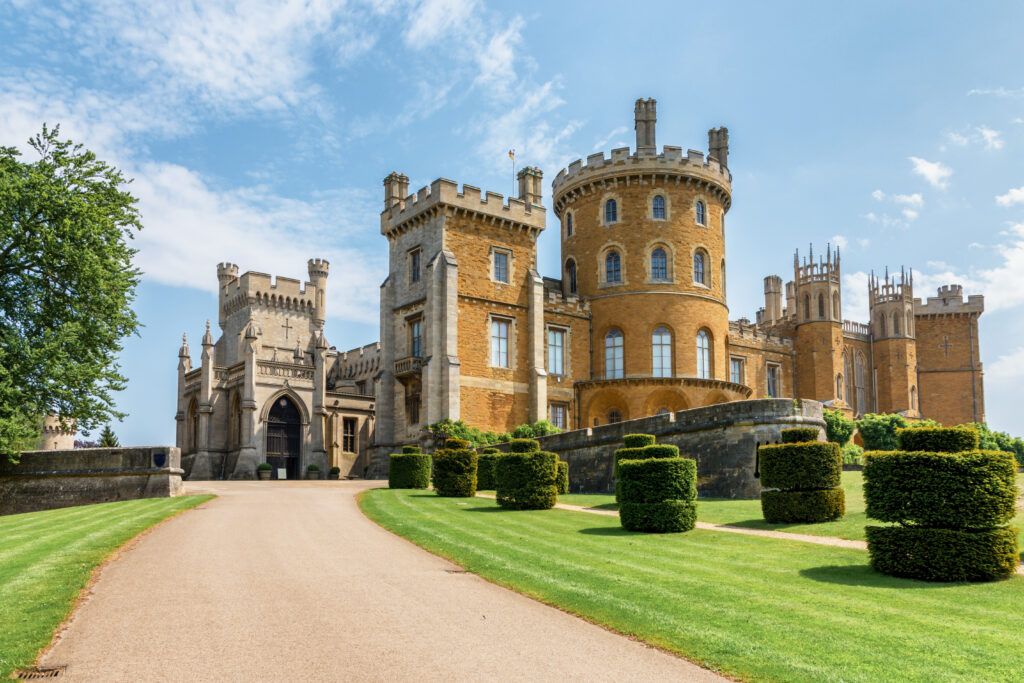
top-left (561, 472), bottom-right (1024, 557)
top-left (361, 488), bottom-right (1024, 682)
top-left (0, 495), bottom-right (213, 678)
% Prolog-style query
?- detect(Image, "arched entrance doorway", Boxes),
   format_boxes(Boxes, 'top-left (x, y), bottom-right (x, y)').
top-left (266, 396), bottom-right (301, 479)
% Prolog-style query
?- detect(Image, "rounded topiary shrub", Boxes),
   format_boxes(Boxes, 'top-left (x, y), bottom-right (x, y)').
top-left (444, 438), bottom-right (472, 450)
top-left (389, 452), bottom-right (431, 489)
top-left (864, 440), bottom-right (1018, 581)
top-left (618, 457), bottom-right (697, 533)
top-left (780, 427), bottom-right (820, 444)
top-left (896, 426), bottom-right (979, 453)
top-left (623, 433), bottom-right (656, 448)
top-left (508, 438), bottom-right (541, 453)
top-left (402, 445), bottom-right (422, 454)
top-left (758, 441), bottom-right (844, 523)
top-left (432, 448), bottom-right (478, 497)
top-left (495, 450), bottom-right (557, 510)
top-left (476, 450), bottom-right (502, 490)
top-left (556, 460), bottom-right (569, 495)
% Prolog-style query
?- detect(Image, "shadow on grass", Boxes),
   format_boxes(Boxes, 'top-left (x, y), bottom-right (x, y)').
top-left (578, 526), bottom-right (636, 536)
top-left (585, 504), bottom-right (620, 511)
top-left (800, 565), bottom-right (958, 589)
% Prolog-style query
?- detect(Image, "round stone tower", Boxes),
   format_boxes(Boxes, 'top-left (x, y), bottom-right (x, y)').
top-left (551, 99), bottom-right (748, 425)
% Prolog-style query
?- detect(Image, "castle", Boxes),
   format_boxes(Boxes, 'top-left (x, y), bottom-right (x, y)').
top-left (176, 98), bottom-right (984, 479)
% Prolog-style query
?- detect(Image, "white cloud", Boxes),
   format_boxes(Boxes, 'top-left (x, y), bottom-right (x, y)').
top-left (893, 193), bottom-right (923, 207)
top-left (945, 126), bottom-right (1003, 150)
top-left (902, 208), bottom-right (919, 221)
top-left (969, 242), bottom-right (984, 249)
top-left (842, 272), bottom-right (871, 322)
top-left (995, 186), bottom-right (1024, 206)
top-left (946, 131), bottom-right (969, 146)
top-left (871, 189), bottom-right (885, 200)
top-left (909, 156), bottom-right (952, 189)
top-left (968, 87), bottom-right (1024, 98)
top-left (831, 235), bottom-right (849, 250)
top-left (474, 16), bottom-right (524, 96)
top-left (857, 238), bottom-right (871, 248)
top-left (404, 0), bottom-right (476, 48)
top-left (594, 126), bottom-right (630, 151)
top-left (977, 126), bottom-right (1004, 150)
top-left (989, 346), bottom-right (1024, 380)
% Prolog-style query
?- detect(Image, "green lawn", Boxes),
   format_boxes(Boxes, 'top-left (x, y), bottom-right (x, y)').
top-left (361, 488), bottom-right (1024, 682)
top-left (561, 472), bottom-right (1024, 557)
top-left (0, 495), bottom-right (213, 678)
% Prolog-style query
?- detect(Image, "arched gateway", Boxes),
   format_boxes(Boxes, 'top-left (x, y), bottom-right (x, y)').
top-left (266, 396), bottom-right (301, 479)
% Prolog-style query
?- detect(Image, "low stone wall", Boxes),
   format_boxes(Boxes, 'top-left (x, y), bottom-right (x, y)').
top-left (495, 399), bottom-right (825, 499)
top-left (0, 446), bottom-right (184, 516)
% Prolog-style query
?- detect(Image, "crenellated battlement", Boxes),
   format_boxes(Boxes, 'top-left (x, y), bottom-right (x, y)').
top-left (551, 144), bottom-right (732, 215)
top-left (332, 341), bottom-right (382, 383)
top-left (381, 177), bottom-right (546, 237)
top-left (542, 277), bottom-right (591, 315)
top-left (914, 284), bottom-right (984, 317)
top-left (729, 318), bottom-right (793, 349)
top-left (219, 268), bottom-right (320, 320)
top-left (794, 245), bottom-right (840, 285)
top-left (869, 268), bottom-right (914, 306)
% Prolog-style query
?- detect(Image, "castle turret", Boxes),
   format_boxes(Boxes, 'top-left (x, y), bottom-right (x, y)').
top-left (634, 98), bottom-right (657, 151)
top-left (217, 262), bottom-right (239, 330)
top-left (708, 127), bottom-right (729, 168)
top-left (792, 245), bottom-right (846, 406)
top-left (869, 268), bottom-right (918, 416)
top-left (762, 275), bottom-right (783, 326)
top-left (307, 258), bottom-right (329, 330)
top-left (517, 166), bottom-right (543, 206)
top-left (383, 172), bottom-right (409, 210)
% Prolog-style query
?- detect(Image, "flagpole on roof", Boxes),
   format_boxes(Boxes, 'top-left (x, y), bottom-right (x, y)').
top-left (509, 148), bottom-right (515, 197)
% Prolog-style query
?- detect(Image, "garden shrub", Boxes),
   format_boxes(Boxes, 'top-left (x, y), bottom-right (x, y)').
top-left (864, 426), bottom-right (1019, 581)
top-left (508, 438), bottom-right (541, 453)
top-left (444, 438), bottom-right (472, 450)
top-left (760, 488), bottom-right (845, 523)
top-left (618, 457), bottom-right (697, 533)
top-left (401, 445), bottom-right (421, 454)
top-left (780, 427), bottom-right (819, 444)
top-left (432, 448), bottom-right (478, 497)
top-left (388, 452), bottom-right (431, 489)
top-left (841, 442), bottom-right (864, 465)
top-left (640, 444), bottom-right (680, 458)
top-left (556, 460), bottom-right (569, 495)
top-left (759, 442), bottom-right (841, 490)
top-left (758, 440), bottom-right (844, 523)
top-left (623, 433), bottom-right (656, 448)
top-left (476, 451), bottom-right (502, 490)
top-left (620, 500), bottom-right (697, 533)
top-left (896, 426), bottom-right (979, 453)
top-left (856, 413), bottom-right (908, 451)
top-left (823, 408), bottom-right (855, 446)
top-left (865, 526), bottom-right (1018, 582)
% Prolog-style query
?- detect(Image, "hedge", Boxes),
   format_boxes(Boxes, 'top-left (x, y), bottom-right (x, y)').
top-left (623, 433), bottom-right (656, 448)
top-left (432, 448), bottom-right (478, 497)
top-left (556, 460), bottom-right (569, 495)
top-left (618, 458), bottom-right (696, 503)
top-left (508, 438), bottom-right (541, 453)
top-left (495, 450), bottom-right (558, 510)
top-left (865, 525), bottom-right (1019, 582)
top-left (759, 442), bottom-right (842, 491)
top-left (896, 426), bottom-right (979, 453)
top-left (781, 427), bottom-right (819, 444)
top-left (388, 453), bottom-right (431, 489)
top-left (863, 450), bottom-right (1017, 528)
top-left (445, 438), bottom-right (472, 450)
top-left (620, 500), bottom-right (697, 533)
top-left (477, 452), bottom-right (502, 490)
top-left (641, 444), bottom-right (680, 459)
top-left (401, 445), bottom-right (421, 454)
top-left (761, 488), bottom-right (845, 523)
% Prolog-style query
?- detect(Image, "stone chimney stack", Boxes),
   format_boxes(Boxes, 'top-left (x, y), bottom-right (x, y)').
top-left (634, 98), bottom-right (657, 151)
top-left (517, 166), bottom-right (543, 206)
top-left (383, 172), bottom-right (409, 210)
top-left (763, 275), bottom-right (783, 325)
top-left (708, 127), bottom-right (729, 168)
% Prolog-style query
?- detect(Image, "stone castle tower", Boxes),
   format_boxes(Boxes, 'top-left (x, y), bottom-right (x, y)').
top-left (869, 268), bottom-right (918, 415)
top-left (792, 246), bottom-right (846, 407)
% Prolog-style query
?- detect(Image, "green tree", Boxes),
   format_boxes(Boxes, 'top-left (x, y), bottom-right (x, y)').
top-left (1, 125), bottom-right (141, 460)
top-left (822, 408), bottom-right (855, 446)
top-left (855, 413), bottom-right (908, 451)
top-left (98, 425), bottom-right (119, 447)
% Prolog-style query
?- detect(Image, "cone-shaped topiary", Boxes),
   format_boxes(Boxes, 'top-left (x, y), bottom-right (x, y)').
top-left (865, 428), bottom-right (1018, 581)
top-left (432, 447), bottom-right (478, 497)
top-left (389, 452), bottom-right (431, 489)
top-left (758, 440), bottom-right (843, 523)
top-left (495, 442), bottom-right (557, 509)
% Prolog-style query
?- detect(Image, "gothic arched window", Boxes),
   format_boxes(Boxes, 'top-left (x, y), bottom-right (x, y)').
top-left (608, 409), bottom-right (623, 424)
top-left (803, 295), bottom-right (811, 320)
top-left (652, 195), bottom-right (665, 219)
top-left (605, 251), bottom-right (621, 283)
top-left (187, 399), bottom-right (199, 454)
top-left (836, 374), bottom-right (844, 400)
top-left (651, 248), bottom-right (667, 279)
top-left (892, 312), bottom-right (901, 336)
top-left (693, 251), bottom-right (706, 285)
top-left (695, 200), bottom-right (706, 225)
top-left (566, 259), bottom-right (577, 294)
top-left (652, 327), bottom-right (672, 377)
top-left (566, 212), bottom-right (573, 237)
top-left (605, 199), bottom-right (617, 224)
top-left (855, 352), bottom-right (867, 415)
top-left (818, 293), bottom-right (826, 319)
top-left (605, 329), bottom-right (624, 379)
top-left (833, 291), bottom-right (840, 319)
top-left (878, 314), bottom-right (886, 338)
top-left (696, 329), bottom-right (712, 379)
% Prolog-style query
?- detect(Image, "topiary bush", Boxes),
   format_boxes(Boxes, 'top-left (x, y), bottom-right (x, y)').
top-left (896, 426), bottom-right (979, 453)
top-left (495, 445), bottom-right (558, 510)
top-left (864, 427), bottom-right (1019, 582)
top-left (613, 442), bottom-right (680, 502)
top-left (432, 448), bottom-right (478, 497)
top-left (444, 438), bottom-right (472, 450)
top-left (780, 427), bottom-right (820, 444)
top-left (389, 452), bottom-right (431, 489)
top-left (758, 441), bottom-right (844, 523)
top-left (618, 456), bottom-right (697, 533)
top-left (623, 433), bottom-right (656, 448)
top-left (823, 408), bottom-right (855, 446)
top-left (556, 460), bottom-right (569, 495)
top-left (508, 438), bottom-right (540, 453)
top-left (402, 445), bottom-right (421, 454)
top-left (476, 450), bottom-right (502, 490)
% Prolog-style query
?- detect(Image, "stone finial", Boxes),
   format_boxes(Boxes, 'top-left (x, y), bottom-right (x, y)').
top-left (179, 332), bottom-right (190, 357)
top-left (202, 319), bottom-right (214, 346)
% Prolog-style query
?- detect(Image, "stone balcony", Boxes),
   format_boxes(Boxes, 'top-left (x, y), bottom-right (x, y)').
top-left (394, 356), bottom-right (423, 380)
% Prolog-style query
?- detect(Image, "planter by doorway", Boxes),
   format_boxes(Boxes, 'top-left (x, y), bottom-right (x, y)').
top-left (257, 464), bottom-right (272, 480)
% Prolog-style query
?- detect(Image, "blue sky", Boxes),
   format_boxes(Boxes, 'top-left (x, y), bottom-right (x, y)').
top-left (3, 0), bottom-right (1024, 442)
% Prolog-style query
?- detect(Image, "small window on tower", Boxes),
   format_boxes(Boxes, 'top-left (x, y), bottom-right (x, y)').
top-left (696, 200), bottom-right (706, 225)
top-left (493, 250), bottom-right (510, 283)
top-left (342, 418), bottom-right (357, 453)
top-left (566, 212), bottom-right (573, 237)
top-left (605, 199), bottom-right (618, 224)
top-left (410, 249), bottom-right (421, 283)
top-left (652, 195), bottom-right (665, 219)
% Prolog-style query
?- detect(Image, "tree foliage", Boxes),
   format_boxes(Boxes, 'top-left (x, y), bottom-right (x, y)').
top-left (98, 425), bottom-right (119, 447)
top-left (855, 413), bottom-right (908, 451)
top-left (961, 422), bottom-right (1024, 465)
top-left (425, 418), bottom-right (560, 448)
top-left (1, 126), bottom-right (141, 459)
top-left (822, 408), bottom-right (855, 446)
